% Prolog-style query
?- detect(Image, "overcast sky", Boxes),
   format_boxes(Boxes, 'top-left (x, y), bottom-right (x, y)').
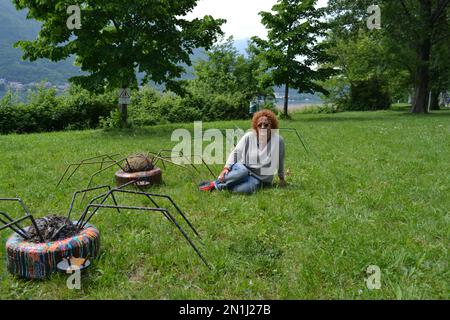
top-left (185, 0), bottom-right (329, 40)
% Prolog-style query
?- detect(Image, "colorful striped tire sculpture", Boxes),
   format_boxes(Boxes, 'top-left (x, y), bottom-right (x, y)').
top-left (115, 167), bottom-right (162, 187)
top-left (5, 223), bottom-right (100, 280)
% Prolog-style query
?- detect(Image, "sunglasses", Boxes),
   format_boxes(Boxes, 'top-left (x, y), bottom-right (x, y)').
top-left (257, 122), bottom-right (271, 128)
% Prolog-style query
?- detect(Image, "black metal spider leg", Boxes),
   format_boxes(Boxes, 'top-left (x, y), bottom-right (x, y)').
top-left (0, 198), bottom-right (44, 242)
top-left (141, 190), bottom-right (203, 240)
top-left (174, 140), bottom-right (224, 179)
top-left (98, 153), bottom-right (123, 171)
top-left (78, 186), bottom-right (204, 248)
top-left (100, 188), bottom-right (203, 242)
top-left (156, 150), bottom-right (216, 179)
top-left (65, 160), bottom-right (118, 183)
top-left (293, 129), bottom-right (310, 154)
top-left (280, 128), bottom-right (311, 154)
top-left (99, 156), bottom-right (114, 171)
top-left (51, 185), bottom-right (122, 241)
top-left (175, 155), bottom-right (200, 174)
top-left (192, 154), bottom-right (216, 179)
top-left (155, 156), bottom-right (199, 173)
top-left (153, 149), bottom-right (201, 175)
top-left (70, 185), bottom-right (121, 220)
top-left (0, 214), bottom-right (42, 242)
top-left (83, 204), bottom-right (210, 268)
top-left (290, 128), bottom-right (320, 159)
top-left (148, 152), bottom-right (195, 174)
top-left (0, 215), bottom-right (32, 232)
top-left (0, 211), bottom-right (30, 239)
top-left (0, 210), bottom-right (30, 236)
top-left (76, 181), bottom-right (136, 230)
top-left (104, 153), bottom-right (126, 171)
top-left (81, 158), bottom-right (128, 201)
top-left (77, 187), bottom-right (164, 231)
top-left (56, 154), bottom-right (118, 187)
top-left (149, 150), bottom-right (166, 169)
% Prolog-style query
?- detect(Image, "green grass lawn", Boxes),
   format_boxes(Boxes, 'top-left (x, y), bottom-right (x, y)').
top-left (0, 110), bottom-right (449, 299)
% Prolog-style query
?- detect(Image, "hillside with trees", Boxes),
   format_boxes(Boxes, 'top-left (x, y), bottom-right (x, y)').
top-left (0, 0), bottom-right (81, 84)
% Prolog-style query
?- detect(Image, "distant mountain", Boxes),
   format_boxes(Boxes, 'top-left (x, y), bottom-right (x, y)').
top-left (0, 0), bottom-right (82, 84)
top-left (0, 2), bottom-right (321, 104)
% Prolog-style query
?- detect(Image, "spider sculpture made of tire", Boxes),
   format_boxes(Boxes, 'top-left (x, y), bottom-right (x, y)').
top-left (1, 182), bottom-right (208, 279)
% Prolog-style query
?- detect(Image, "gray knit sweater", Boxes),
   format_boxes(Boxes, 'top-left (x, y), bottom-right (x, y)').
top-left (225, 131), bottom-right (285, 183)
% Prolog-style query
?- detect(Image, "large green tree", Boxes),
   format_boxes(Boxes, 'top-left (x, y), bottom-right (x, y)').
top-left (193, 38), bottom-right (274, 102)
top-left (323, 30), bottom-right (409, 110)
top-left (328, 0), bottom-right (450, 113)
top-left (12, 0), bottom-right (224, 125)
top-left (186, 38), bottom-right (275, 119)
top-left (253, 0), bottom-right (335, 117)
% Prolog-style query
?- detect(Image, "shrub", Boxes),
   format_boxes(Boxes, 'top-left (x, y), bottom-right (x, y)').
top-left (125, 84), bottom-right (252, 126)
top-left (59, 87), bottom-right (117, 130)
top-left (347, 77), bottom-right (392, 111)
top-left (0, 85), bottom-right (116, 134)
top-left (99, 109), bottom-right (124, 129)
top-left (128, 87), bottom-right (162, 126)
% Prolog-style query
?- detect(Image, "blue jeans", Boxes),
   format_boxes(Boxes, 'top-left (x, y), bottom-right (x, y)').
top-left (214, 163), bottom-right (261, 194)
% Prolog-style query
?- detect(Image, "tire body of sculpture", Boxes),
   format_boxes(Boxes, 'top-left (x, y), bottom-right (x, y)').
top-left (115, 167), bottom-right (162, 187)
top-left (5, 223), bottom-right (100, 279)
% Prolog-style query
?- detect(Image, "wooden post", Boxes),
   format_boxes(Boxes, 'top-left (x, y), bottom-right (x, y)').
top-left (119, 103), bottom-right (128, 126)
top-left (118, 87), bottom-right (131, 127)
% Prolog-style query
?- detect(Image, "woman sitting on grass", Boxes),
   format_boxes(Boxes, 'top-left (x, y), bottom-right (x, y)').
top-left (199, 109), bottom-right (286, 194)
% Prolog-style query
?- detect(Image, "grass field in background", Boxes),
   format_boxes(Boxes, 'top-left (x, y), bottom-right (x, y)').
top-left (0, 110), bottom-right (449, 299)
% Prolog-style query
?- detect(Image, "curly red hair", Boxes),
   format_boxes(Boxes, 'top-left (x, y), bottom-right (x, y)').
top-left (252, 109), bottom-right (279, 130)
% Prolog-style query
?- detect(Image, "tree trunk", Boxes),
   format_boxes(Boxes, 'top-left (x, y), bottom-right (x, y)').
top-left (119, 82), bottom-right (129, 127)
top-left (429, 90), bottom-right (440, 110)
top-left (410, 0), bottom-right (432, 114)
top-left (410, 37), bottom-right (432, 113)
top-left (283, 82), bottom-right (289, 118)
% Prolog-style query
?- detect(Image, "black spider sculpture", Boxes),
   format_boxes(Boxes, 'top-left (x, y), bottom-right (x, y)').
top-left (56, 150), bottom-right (216, 192)
top-left (1, 181), bottom-right (209, 268)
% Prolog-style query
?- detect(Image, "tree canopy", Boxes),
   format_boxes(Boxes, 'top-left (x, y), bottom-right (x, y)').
top-left (12, 0), bottom-right (225, 124)
top-left (253, 0), bottom-right (335, 117)
top-left (328, 0), bottom-right (450, 113)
